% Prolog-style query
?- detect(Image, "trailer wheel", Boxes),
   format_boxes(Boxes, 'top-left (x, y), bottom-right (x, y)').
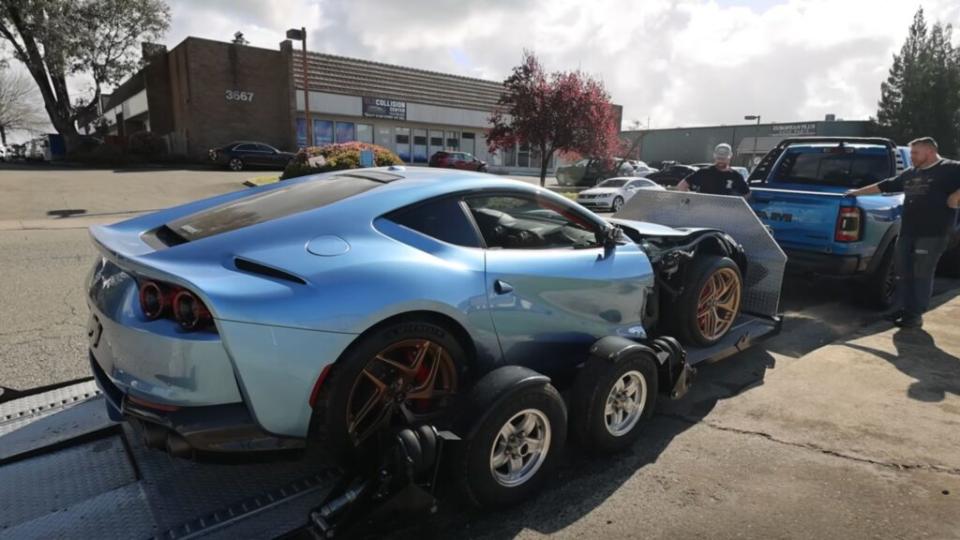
top-left (570, 353), bottom-right (658, 454)
top-left (673, 255), bottom-right (742, 346)
top-left (452, 381), bottom-right (566, 508)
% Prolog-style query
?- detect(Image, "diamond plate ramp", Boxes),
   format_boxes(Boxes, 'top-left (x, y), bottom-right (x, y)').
top-left (615, 191), bottom-right (787, 317)
top-left (0, 434), bottom-right (138, 531)
top-left (0, 380), bottom-right (100, 437)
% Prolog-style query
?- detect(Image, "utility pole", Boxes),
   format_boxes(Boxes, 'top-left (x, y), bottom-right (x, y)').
top-left (744, 114), bottom-right (761, 168)
top-left (287, 27), bottom-right (312, 146)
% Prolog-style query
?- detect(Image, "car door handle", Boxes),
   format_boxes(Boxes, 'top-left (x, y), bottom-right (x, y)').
top-left (494, 279), bottom-right (514, 294)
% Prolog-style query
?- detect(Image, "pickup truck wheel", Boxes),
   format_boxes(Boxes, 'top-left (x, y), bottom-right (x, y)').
top-left (673, 256), bottom-right (742, 346)
top-left (570, 354), bottom-right (658, 454)
top-left (860, 246), bottom-right (897, 309)
top-left (936, 243), bottom-right (960, 278)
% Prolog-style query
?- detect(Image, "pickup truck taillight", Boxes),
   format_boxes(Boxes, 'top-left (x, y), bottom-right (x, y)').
top-left (835, 207), bottom-right (863, 242)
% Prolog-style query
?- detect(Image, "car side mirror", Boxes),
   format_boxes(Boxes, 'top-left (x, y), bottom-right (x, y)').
top-left (599, 226), bottom-right (624, 250)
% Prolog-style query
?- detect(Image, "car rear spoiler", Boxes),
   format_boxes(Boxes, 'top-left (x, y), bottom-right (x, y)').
top-left (747, 136), bottom-right (905, 184)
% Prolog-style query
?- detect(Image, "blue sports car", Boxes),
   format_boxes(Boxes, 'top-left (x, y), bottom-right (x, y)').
top-left (86, 167), bottom-right (745, 462)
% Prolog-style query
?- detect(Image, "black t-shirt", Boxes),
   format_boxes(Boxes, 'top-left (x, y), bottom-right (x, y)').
top-left (879, 159), bottom-right (960, 237)
top-left (684, 166), bottom-right (750, 196)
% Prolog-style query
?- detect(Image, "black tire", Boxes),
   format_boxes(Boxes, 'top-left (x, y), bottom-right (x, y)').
top-left (937, 242), bottom-right (960, 278)
top-left (859, 244), bottom-right (897, 309)
top-left (570, 354), bottom-right (658, 454)
top-left (317, 319), bottom-right (466, 461)
top-left (671, 256), bottom-right (743, 346)
top-left (451, 383), bottom-right (566, 508)
top-left (611, 196), bottom-right (624, 213)
top-left (228, 157), bottom-right (244, 171)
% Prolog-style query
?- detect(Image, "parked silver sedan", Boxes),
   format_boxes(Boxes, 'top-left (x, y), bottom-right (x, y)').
top-left (576, 177), bottom-right (665, 212)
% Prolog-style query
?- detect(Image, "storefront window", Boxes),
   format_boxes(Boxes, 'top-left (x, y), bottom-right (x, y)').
top-left (518, 143), bottom-right (530, 168)
top-left (395, 127), bottom-right (411, 162)
top-left (503, 144), bottom-right (516, 167)
top-left (357, 124), bottom-right (374, 144)
top-left (295, 118), bottom-right (307, 148)
top-left (313, 119), bottom-right (334, 146)
top-left (413, 129), bottom-right (428, 163)
top-left (335, 122), bottom-right (356, 143)
top-left (461, 132), bottom-right (476, 155)
top-left (445, 131), bottom-right (459, 151)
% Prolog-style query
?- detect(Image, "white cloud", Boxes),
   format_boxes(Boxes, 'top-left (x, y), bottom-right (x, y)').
top-left (46, 0), bottom-right (960, 136)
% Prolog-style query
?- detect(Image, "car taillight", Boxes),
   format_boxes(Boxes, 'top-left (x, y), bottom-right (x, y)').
top-left (835, 207), bottom-right (862, 242)
top-left (138, 279), bottom-right (213, 331)
top-left (173, 290), bottom-right (211, 331)
top-left (138, 281), bottom-right (167, 319)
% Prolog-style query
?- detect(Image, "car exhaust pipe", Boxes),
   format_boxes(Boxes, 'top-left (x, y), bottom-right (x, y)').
top-left (165, 432), bottom-right (193, 458)
top-left (137, 421), bottom-right (168, 449)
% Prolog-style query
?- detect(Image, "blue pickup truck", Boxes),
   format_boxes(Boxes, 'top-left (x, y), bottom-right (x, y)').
top-left (748, 137), bottom-right (960, 308)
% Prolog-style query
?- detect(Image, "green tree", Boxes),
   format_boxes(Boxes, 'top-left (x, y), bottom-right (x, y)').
top-left (877, 7), bottom-right (960, 154)
top-left (0, 0), bottom-right (170, 152)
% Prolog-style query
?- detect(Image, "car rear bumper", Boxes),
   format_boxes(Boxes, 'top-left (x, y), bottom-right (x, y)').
top-left (784, 249), bottom-right (868, 276)
top-left (91, 351), bottom-right (304, 455)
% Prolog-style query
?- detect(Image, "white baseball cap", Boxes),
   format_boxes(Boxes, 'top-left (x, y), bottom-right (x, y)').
top-left (714, 143), bottom-right (733, 159)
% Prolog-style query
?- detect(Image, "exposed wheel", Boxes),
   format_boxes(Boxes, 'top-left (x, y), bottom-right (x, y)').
top-left (859, 244), bottom-right (897, 309)
top-left (452, 382), bottom-right (566, 508)
top-left (611, 196), bottom-right (624, 213)
top-left (319, 320), bottom-right (463, 459)
top-left (673, 256), bottom-right (742, 346)
top-left (570, 354), bottom-right (658, 454)
top-left (228, 157), bottom-right (244, 171)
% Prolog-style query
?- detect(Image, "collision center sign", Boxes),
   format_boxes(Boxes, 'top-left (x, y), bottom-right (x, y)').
top-left (362, 97), bottom-right (406, 121)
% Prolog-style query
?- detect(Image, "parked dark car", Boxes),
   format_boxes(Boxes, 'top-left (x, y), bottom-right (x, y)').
top-left (646, 164), bottom-right (698, 187)
top-left (209, 141), bottom-right (296, 171)
top-left (428, 151), bottom-right (487, 172)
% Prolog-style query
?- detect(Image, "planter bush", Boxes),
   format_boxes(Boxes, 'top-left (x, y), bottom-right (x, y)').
top-left (281, 142), bottom-right (403, 180)
top-left (127, 131), bottom-right (167, 157)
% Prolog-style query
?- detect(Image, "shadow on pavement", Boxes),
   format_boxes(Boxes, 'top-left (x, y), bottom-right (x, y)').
top-left (396, 347), bottom-right (777, 539)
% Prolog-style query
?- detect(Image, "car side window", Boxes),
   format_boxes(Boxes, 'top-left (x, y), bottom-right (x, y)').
top-left (465, 194), bottom-right (601, 250)
top-left (234, 144), bottom-right (254, 152)
top-left (388, 197), bottom-right (481, 248)
top-left (256, 144), bottom-right (275, 153)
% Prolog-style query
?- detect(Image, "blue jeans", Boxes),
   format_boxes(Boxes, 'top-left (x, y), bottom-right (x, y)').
top-left (894, 234), bottom-right (949, 319)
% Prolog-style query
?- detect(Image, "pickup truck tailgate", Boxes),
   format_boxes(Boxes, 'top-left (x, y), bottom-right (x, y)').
top-left (750, 186), bottom-right (850, 251)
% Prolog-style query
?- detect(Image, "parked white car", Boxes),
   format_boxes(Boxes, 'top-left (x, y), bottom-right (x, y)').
top-left (576, 177), bottom-right (665, 212)
top-left (618, 159), bottom-right (658, 177)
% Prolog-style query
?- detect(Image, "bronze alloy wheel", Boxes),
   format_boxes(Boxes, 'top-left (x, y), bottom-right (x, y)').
top-left (695, 267), bottom-right (742, 341)
top-left (345, 339), bottom-right (458, 445)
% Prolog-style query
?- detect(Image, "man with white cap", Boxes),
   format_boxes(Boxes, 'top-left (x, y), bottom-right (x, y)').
top-left (677, 143), bottom-right (750, 196)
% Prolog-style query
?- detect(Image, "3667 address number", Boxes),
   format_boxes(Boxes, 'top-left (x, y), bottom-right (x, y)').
top-left (225, 90), bottom-right (255, 102)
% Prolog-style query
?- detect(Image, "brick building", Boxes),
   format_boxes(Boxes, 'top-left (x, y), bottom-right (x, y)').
top-left (89, 37), bottom-right (619, 174)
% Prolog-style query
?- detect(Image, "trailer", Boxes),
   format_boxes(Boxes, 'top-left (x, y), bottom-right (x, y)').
top-left (0, 191), bottom-right (785, 539)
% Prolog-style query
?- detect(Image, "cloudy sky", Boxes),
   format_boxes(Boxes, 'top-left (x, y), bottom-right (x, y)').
top-left (5, 0), bottom-right (959, 141)
top-left (161, 0), bottom-right (959, 129)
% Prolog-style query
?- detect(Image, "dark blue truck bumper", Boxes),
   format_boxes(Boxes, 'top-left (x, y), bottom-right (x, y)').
top-left (783, 249), bottom-right (870, 277)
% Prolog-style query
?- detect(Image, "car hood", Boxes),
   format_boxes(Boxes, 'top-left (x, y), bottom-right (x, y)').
top-left (605, 218), bottom-right (715, 238)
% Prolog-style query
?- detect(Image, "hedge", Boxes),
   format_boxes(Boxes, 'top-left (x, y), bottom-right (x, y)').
top-left (281, 142), bottom-right (403, 180)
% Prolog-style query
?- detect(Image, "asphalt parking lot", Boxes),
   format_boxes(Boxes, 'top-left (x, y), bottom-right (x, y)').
top-left (1, 164), bottom-right (958, 538)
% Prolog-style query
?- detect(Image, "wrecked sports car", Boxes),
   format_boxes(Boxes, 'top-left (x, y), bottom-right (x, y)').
top-left (86, 168), bottom-right (753, 465)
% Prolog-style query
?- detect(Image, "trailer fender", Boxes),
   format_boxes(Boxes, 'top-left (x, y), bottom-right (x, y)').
top-left (453, 366), bottom-right (551, 441)
top-left (588, 335), bottom-right (694, 400)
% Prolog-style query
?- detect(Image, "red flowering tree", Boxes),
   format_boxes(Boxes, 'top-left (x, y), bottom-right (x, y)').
top-left (487, 51), bottom-right (620, 186)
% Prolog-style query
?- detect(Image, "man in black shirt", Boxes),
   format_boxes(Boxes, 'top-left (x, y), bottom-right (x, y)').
top-left (677, 143), bottom-right (750, 196)
top-left (845, 137), bottom-right (960, 328)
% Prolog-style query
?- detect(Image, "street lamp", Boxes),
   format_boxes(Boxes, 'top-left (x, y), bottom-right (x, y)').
top-left (744, 114), bottom-right (761, 167)
top-left (287, 27), bottom-right (312, 147)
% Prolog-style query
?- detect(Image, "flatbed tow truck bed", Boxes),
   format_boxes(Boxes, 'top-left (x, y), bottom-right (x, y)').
top-left (0, 191), bottom-right (785, 539)
top-left (0, 316), bottom-right (779, 540)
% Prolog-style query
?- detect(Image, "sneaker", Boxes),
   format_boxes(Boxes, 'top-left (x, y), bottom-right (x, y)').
top-left (894, 316), bottom-right (923, 329)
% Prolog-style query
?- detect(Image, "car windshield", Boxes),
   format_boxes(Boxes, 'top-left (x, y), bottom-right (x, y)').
top-left (598, 179), bottom-right (628, 187)
top-left (772, 145), bottom-right (893, 188)
top-left (168, 173), bottom-right (398, 241)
